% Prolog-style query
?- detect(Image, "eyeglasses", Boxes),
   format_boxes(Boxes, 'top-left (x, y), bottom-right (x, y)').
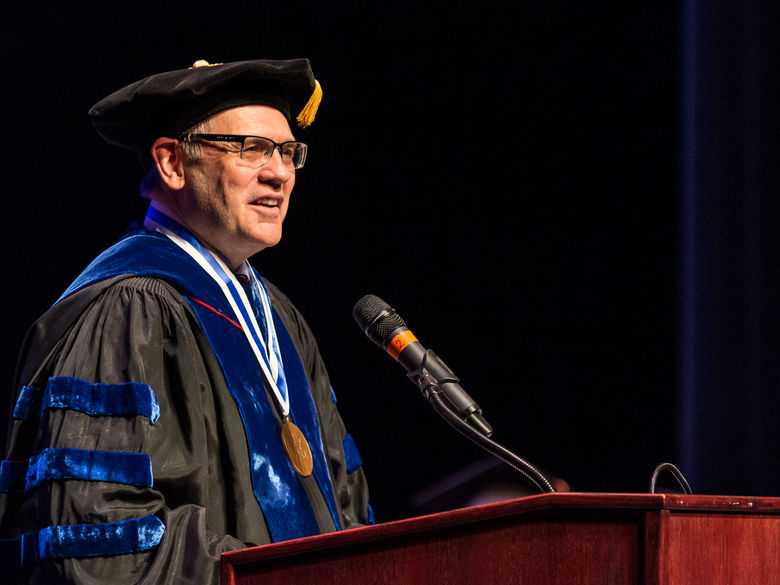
top-left (183, 133), bottom-right (308, 170)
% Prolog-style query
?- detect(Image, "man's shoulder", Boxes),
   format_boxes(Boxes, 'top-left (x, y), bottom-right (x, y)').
top-left (58, 229), bottom-right (190, 301)
top-left (14, 275), bottom-right (190, 391)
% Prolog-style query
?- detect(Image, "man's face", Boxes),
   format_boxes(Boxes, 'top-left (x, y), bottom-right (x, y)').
top-left (178, 104), bottom-right (297, 268)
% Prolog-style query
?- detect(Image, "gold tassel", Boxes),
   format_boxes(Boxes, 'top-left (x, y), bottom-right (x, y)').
top-left (296, 80), bottom-right (322, 128)
top-left (191, 60), bottom-right (222, 68)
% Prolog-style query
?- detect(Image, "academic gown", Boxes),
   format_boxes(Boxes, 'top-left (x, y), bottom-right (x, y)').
top-left (0, 228), bottom-right (371, 584)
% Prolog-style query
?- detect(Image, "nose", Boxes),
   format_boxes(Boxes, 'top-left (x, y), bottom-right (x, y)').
top-left (258, 148), bottom-right (293, 184)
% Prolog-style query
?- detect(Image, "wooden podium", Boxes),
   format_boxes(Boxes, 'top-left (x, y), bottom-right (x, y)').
top-left (221, 493), bottom-right (780, 584)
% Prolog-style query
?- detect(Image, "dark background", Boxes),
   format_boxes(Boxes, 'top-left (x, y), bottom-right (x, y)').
top-left (1, 2), bottom-right (778, 523)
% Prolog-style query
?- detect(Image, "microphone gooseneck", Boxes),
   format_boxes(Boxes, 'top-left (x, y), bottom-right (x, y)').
top-left (352, 293), bottom-right (556, 493)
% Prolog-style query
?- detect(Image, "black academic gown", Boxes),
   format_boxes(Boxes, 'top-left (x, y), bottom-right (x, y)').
top-left (0, 231), bottom-right (370, 584)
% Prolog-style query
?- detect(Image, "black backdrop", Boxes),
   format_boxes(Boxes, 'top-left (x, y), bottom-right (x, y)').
top-left (1, 2), bottom-right (775, 524)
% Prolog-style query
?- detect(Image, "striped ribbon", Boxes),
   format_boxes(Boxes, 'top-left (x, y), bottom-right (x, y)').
top-left (144, 204), bottom-right (290, 416)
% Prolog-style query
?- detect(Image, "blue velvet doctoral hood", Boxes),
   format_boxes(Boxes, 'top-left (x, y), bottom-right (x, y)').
top-left (58, 226), bottom-right (342, 542)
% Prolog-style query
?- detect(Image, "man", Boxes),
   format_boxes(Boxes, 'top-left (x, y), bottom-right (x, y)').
top-left (0, 59), bottom-right (371, 584)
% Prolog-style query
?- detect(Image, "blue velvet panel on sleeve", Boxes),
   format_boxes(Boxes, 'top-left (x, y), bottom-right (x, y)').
top-left (25, 516), bottom-right (165, 563)
top-left (25, 448), bottom-right (153, 490)
top-left (0, 516), bottom-right (165, 567)
top-left (12, 377), bottom-right (160, 424)
top-left (11, 386), bottom-right (40, 419)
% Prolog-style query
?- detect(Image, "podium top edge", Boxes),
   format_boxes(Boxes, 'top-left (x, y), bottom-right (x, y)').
top-left (222, 492), bottom-right (780, 566)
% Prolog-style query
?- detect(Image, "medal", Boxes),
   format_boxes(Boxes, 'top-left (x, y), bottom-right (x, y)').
top-left (281, 417), bottom-right (313, 477)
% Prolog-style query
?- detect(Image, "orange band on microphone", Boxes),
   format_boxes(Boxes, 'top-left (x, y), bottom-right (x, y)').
top-left (387, 330), bottom-right (418, 360)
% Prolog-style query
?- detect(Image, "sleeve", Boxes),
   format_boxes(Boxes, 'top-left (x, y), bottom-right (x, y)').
top-left (0, 277), bottom-right (245, 585)
top-left (266, 283), bottom-right (373, 529)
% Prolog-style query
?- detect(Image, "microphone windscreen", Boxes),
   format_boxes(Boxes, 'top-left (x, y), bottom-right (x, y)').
top-left (352, 294), bottom-right (406, 347)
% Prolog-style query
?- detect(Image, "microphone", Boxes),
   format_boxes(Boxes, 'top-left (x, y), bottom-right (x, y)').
top-left (352, 294), bottom-right (493, 437)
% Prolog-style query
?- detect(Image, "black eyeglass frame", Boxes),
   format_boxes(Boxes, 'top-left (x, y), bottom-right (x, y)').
top-left (183, 133), bottom-right (308, 169)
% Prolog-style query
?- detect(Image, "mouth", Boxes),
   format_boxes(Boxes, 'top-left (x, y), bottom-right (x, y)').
top-left (250, 197), bottom-right (282, 208)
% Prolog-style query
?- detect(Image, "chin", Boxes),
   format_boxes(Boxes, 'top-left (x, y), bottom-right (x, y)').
top-left (247, 231), bottom-right (282, 253)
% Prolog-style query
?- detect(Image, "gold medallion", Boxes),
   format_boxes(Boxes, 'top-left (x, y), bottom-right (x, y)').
top-left (281, 419), bottom-right (314, 477)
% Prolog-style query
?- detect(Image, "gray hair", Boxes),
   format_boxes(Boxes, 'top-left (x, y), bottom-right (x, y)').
top-left (177, 117), bottom-right (212, 160)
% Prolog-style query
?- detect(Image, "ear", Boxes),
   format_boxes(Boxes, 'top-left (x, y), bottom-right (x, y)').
top-left (150, 137), bottom-right (186, 190)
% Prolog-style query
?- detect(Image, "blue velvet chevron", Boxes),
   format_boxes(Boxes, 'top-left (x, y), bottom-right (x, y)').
top-left (43, 377), bottom-right (160, 423)
top-left (13, 378), bottom-right (160, 424)
top-left (0, 516), bottom-right (165, 567)
top-left (13, 376), bottom-right (160, 424)
top-left (26, 448), bottom-right (153, 490)
top-left (11, 386), bottom-right (40, 419)
top-left (23, 515), bottom-right (165, 563)
top-left (2, 448), bottom-right (152, 493)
